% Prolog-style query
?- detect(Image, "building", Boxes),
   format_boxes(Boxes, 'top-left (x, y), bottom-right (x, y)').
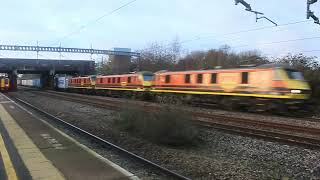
top-left (109, 48), bottom-right (132, 74)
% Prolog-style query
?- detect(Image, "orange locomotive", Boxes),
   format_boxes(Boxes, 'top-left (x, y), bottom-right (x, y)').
top-left (69, 71), bottom-right (154, 92)
top-left (151, 64), bottom-right (310, 110)
top-left (152, 64), bottom-right (310, 99)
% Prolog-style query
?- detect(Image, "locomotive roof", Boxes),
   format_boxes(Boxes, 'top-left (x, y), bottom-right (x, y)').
top-left (155, 63), bottom-right (294, 74)
top-left (96, 71), bottom-right (153, 77)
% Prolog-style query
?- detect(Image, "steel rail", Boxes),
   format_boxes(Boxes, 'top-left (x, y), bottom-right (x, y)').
top-left (8, 95), bottom-right (191, 180)
top-left (194, 113), bottom-right (320, 135)
top-left (36, 90), bottom-right (320, 136)
top-left (199, 122), bottom-right (320, 149)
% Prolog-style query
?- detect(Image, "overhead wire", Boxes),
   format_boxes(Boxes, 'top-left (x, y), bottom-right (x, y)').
top-left (180, 20), bottom-right (312, 44)
top-left (232, 36), bottom-right (320, 49)
top-left (263, 49), bottom-right (320, 58)
top-left (140, 19), bottom-right (313, 52)
top-left (50, 0), bottom-right (138, 46)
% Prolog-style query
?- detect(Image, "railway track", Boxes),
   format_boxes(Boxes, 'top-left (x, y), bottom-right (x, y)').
top-left (191, 101), bottom-right (319, 123)
top-left (7, 94), bottom-right (191, 180)
top-left (14, 89), bottom-right (320, 149)
top-left (198, 120), bottom-right (320, 149)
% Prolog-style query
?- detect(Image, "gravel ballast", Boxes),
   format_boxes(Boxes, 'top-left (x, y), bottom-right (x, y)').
top-left (10, 90), bottom-right (320, 180)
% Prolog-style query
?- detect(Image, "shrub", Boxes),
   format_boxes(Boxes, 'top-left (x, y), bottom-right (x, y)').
top-left (115, 106), bottom-right (199, 146)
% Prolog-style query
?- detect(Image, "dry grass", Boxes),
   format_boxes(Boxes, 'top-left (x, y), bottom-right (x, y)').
top-left (115, 106), bottom-right (199, 146)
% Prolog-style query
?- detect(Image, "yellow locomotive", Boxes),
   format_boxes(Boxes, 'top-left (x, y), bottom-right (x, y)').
top-left (0, 77), bottom-right (10, 91)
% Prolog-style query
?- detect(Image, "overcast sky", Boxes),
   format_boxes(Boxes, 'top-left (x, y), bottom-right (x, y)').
top-left (0, 0), bottom-right (319, 60)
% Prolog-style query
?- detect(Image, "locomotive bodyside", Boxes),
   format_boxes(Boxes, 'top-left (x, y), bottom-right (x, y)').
top-left (69, 76), bottom-right (92, 89)
top-left (95, 74), bottom-right (143, 91)
top-left (69, 72), bottom-right (154, 92)
top-left (151, 65), bottom-right (310, 100)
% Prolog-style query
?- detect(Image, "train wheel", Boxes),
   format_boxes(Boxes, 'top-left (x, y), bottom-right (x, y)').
top-left (247, 99), bottom-right (269, 113)
top-left (220, 97), bottom-right (237, 111)
top-left (273, 103), bottom-right (289, 116)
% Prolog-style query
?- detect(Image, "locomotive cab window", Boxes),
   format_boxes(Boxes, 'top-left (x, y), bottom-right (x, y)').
top-left (197, 74), bottom-right (203, 84)
top-left (185, 74), bottom-right (191, 83)
top-left (143, 74), bottom-right (153, 81)
top-left (241, 72), bottom-right (248, 84)
top-left (90, 76), bottom-right (96, 81)
top-left (286, 69), bottom-right (304, 80)
top-left (211, 73), bottom-right (217, 84)
top-left (128, 77), bottom-right (131, 83)
top-left (165, 75), bottom-right (170, 83)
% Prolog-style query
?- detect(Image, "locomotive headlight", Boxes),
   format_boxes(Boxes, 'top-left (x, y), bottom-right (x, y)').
top-left (291, 90), bottom-right (301, 94)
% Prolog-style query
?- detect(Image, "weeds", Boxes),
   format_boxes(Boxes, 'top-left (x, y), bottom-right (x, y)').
top-left (115, 106), bottom-right (199, 146)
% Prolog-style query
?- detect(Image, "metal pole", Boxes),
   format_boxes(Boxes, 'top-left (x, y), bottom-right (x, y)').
top-left (90, 43), bottom-right (93, 61)
top-left (59, 42), bottom-right (62, 60)
top-left (307, 0), bottom-right (311, 19)
top-left (37, 40), bottom-right (39, 59)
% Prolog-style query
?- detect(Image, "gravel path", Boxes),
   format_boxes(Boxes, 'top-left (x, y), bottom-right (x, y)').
top-left (11, 90), bottom-right (320, 180)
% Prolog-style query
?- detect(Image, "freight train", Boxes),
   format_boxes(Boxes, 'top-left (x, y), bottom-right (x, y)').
top-left (68, 64), bottom-right (311, 112)
top-left (18, 79), bottom-right (42, 88)
top-left (20, 64), bottom-right (312, 112)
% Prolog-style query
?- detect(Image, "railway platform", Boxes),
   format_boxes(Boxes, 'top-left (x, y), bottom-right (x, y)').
top-left (0, 93), bottom-right (138, 180)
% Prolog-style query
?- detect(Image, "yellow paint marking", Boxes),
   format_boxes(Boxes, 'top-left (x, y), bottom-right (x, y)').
top-left (150, 89), bottom-right (309, 99)
top-left (0, 99), bottom-right (65, 180)
top-left (69, 86), bottom-right (147, 92)
top-left (0, 133), bottom-right (18, 180)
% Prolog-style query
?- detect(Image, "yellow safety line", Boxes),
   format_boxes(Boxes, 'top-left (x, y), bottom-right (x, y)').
top-left (0, 133), bottom-right (18, 180)
top-left (69, 86), bottom-right (147, 92)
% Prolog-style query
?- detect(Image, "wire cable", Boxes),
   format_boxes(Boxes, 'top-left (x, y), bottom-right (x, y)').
top-left (180, 20), bottom-right (312, 45)
top-left (51, 0), bottom-right (138, 46)
top-left (140, 20), bottom-right (313, 53)
top-left (232, 36), bottom-right (320, 49)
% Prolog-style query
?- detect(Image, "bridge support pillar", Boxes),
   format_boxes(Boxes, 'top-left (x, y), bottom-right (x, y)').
top-left (8, 71), bottom-right (17, 91)
top-left (40, 73), bottom-right (55, 89)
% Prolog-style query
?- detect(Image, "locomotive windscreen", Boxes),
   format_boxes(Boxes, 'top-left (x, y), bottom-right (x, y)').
top-left (286, 69), bottom-right (304, 80)
top-left (143, 75), bottom-right (153, 81)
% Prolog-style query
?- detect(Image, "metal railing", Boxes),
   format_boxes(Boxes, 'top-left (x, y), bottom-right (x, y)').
top-left (0, 45), bottom-right (140, 57)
